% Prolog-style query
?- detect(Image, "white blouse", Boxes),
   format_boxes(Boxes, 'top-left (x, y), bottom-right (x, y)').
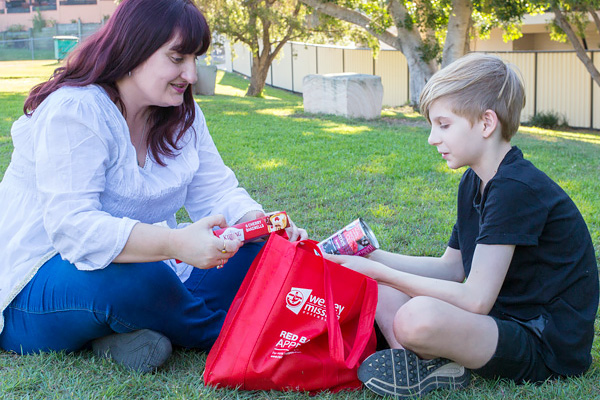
top-left (0, 85), bottom-right (262, 334)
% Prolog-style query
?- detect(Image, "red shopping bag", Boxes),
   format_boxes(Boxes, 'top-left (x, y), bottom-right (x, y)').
top-left (204, 232), bottom-right (378, 392)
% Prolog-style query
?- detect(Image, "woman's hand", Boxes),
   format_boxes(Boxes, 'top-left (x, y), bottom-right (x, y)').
top-left (285, 216), bottom-right (308, 242)
top-left (169, 214), bottom-right (242, 269)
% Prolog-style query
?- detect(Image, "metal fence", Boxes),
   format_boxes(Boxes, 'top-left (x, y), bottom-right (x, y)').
top-left (229, 41), bottom-right (600, 130)
top-left (0, 21), bottom-right (100, 61)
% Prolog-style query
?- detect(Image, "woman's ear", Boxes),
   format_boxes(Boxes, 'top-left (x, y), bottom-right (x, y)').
top-left (481, 109), bottom-right (499, 138)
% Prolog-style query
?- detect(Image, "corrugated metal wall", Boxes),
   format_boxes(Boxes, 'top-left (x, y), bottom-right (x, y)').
top-left (270, 43), bottom-right (293, 92)
top-left (536, 52), bottom-right (592, 128)
top-left (316, 47), bottom-right (344, 75)
top-left (290, 44), bottom-right (317, 93)
top-left (593, 53), bottom-right (600, 129)
top-left (491, 52), bottom-right (536, 122)
top-left (375, 50), bottom-right (409, 107)
top-left (231, 42), bottom-right (599, 129)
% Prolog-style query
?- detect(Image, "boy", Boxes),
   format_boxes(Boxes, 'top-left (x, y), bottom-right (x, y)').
top-left (326, 53), bottom-right (599, 398)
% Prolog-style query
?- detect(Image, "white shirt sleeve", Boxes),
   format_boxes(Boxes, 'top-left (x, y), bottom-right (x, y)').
top-left (33, 93), bottom-right (138, 271)
top-left (183, 105), bottom-right (263, 224)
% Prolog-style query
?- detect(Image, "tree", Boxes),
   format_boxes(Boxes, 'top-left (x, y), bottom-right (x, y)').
top-left (300, 0), bottom-right (533, 105)
top-left (196, 0), bottom-right (303, 96)
top-left (546, 0), bottom-right (600, 87)
top-left (196, 0), bottom-right (366, 97)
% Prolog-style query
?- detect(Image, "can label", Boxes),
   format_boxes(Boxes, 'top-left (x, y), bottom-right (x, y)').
top-left (317, 218), bottom-right (379, 257)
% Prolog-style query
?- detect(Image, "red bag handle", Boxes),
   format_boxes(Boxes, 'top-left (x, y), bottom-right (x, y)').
top-left (297, 240), bottom-right (378, 369)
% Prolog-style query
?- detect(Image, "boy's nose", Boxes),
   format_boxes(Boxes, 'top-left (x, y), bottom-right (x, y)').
top-left (427, 130), bottom-right (439, 146)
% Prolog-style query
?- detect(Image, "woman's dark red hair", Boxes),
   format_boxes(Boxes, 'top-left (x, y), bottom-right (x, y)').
top-left (24, 0), bottom-right (211, 165)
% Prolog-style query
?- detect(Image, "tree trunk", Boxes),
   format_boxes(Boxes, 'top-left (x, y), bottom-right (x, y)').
top-left (552, 5), bottom-right (600, 88)
top-left (246, 55), bottom-right (272, 96)
top-left (386, 0), bottom-right (438, 105)
top-left (441, 0), bottom-right (473, 68)
top-left (406, 57), bottom-right (435, 106)
top-left (301, 0), bottom-right (439, 105)
top-left (244, 0), bottom-right (300, 97)
top-left (246, 36), bottom-right (275, 97)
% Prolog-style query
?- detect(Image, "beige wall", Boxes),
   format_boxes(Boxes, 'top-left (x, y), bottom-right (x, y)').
top-left (375, 50), bottom-right (409, 106)
top-left (594, 53), bottom-right (600, 129)
top-left (536, 52), bottom-right (593, 128)
top-left (471, 28), bottom-right (515, 52)
top-left (0, 1), bottom-right (117, 31)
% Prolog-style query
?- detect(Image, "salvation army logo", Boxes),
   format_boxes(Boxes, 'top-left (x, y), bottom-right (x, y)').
top-left (285, 287), bottom-right (312, 314)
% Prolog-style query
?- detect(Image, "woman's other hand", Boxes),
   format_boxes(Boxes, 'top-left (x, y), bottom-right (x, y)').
top-left (237, 210), bottom-right (308, 242)
top-left (285, 216), bottom-right (308, 242)
top-left (170, 214), bottom-right (242, 269)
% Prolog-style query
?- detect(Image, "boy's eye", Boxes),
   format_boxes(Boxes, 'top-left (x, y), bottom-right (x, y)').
top-left (171, 56), bottom-right (184, 63)
top-left (439, 124), bottom-right (449, 129)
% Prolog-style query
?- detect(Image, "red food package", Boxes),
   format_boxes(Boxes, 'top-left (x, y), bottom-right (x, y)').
top-left (175, 212), bottom-right (289, 264)
top-left (213, 211), bottom-right (289, 242)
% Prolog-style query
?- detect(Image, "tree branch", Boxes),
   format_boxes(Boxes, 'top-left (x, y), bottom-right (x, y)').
top-left (300, 0), bottom-right (402, 49)
top-left (587, 6), bottom-right (600, 35)
top-left (269, 1), bottom-right (302, 62)
top-left (552, 4), bottom-right (600, 87)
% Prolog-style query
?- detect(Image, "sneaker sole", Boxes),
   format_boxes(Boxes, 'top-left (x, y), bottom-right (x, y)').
top-left (357, 349), bottom-right (470, 398)
top-left (92, 329), bottom-right (172, 373)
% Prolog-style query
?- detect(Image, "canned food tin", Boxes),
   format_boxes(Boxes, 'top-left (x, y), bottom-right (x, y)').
top-left (317, 218), bottom-right (379, 257)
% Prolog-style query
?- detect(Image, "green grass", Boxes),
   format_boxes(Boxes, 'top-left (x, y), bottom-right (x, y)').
top-left (0, 47), bottom-right (55, 61)
top-left (1, 61), bottom-right (600, 399)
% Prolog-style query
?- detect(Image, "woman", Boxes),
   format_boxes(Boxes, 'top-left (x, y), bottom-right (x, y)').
top-left (0, 0), bottom-right (306, 372)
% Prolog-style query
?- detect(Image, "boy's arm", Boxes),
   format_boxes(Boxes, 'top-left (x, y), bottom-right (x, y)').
top-left (327, 244), bottom-right (514, 315)
top-left (366, 247), bottom-right (465, 281)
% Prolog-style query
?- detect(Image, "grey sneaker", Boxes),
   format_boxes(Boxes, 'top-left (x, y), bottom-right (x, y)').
top-left (358, 349), bottom-right (470, 398)
top-left (92, 329), bottom-right (172, 373)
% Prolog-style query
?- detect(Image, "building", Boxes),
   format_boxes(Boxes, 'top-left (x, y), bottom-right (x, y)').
top-left (472, 13), bottom-right (600, 52)
top-left (0, 0), bottom-right (117, 31)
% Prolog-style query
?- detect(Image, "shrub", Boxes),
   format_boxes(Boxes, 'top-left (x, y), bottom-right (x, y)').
top-left (33, 9), bottom-right (47, 32)
top-left (7, 24), bottom-right (26, 33)
top-left (529, 111), bottom-right (566, 130)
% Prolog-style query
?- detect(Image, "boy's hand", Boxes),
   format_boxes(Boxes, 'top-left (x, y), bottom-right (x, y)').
top-left (324, 253), bottom-right (384, 279)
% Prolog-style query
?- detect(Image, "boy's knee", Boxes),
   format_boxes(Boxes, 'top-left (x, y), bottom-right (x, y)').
top-left (394, 297), bottom-right (444, 348)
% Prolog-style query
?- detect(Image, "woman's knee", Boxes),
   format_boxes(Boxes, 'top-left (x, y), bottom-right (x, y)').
top-left (93, 261), bottom-right (189, 314)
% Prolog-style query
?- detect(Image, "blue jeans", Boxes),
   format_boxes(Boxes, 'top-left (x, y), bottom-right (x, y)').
top-left (0, 242), bottom-right (263, 354)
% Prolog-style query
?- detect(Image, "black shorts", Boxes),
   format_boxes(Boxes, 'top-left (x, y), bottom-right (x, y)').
top-left (474, 316), bottom-right (557, 383)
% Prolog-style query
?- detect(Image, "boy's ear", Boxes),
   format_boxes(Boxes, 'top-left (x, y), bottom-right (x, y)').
top-left (481, 109), bottom-right (499, 138)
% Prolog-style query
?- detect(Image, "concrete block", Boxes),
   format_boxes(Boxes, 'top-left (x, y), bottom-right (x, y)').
top-left (193, 64), bottom-right (217, 96)
top-left (302, 73), bottom-right (383, 119)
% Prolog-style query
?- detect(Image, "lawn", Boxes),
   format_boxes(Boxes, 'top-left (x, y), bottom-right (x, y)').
top-left (0, 60), bottom-right (599, 399)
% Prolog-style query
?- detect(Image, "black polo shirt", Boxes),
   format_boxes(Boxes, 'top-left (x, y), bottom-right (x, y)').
top-left (448, 146), bottom-right (598, 376)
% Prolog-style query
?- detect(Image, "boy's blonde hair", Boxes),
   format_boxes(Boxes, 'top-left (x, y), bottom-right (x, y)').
top-left (419, 53), bottom-right (526, 141)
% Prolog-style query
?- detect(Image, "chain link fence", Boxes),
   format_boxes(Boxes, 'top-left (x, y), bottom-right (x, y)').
top-left (0, 21), bottom-right (101, 61)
